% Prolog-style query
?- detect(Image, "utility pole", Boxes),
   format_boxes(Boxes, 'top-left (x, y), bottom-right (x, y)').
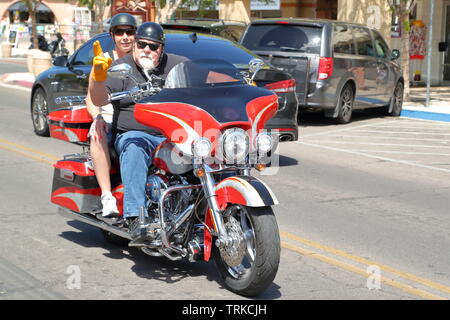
top-left (426, 0), bottom-right (435, 108)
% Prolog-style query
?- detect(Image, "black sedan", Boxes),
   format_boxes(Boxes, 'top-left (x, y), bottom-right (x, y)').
top-left (31, 31), bottom-right (299, 142)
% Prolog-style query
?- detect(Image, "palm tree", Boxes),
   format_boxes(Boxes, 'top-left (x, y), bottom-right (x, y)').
top-left (388, 0), bottom-right (417, 101)
top-left (23, 0), bottom-right (41, 50)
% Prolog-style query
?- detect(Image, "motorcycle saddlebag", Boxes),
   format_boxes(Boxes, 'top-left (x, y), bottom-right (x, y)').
top-left (47, 106), bottom-right (92, 143)
top-left (51, 155), bottom-right (123, 215)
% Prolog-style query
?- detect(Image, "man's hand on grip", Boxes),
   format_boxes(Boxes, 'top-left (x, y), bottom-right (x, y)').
top-left (92, 41), bottom-right (112, 82)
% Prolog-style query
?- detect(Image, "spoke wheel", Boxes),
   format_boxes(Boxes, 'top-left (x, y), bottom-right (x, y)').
top-left (335, 84), bottom-right (354, 124)
top-left (31, 88), bottom-right (50, 136)
top-left (387, 82), bottom-right (404, 117)
top-left (213, 205), bottom-right (280, 297)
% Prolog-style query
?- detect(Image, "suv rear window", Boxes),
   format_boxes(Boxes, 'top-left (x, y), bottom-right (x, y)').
top-left (241, 24), bottom-right (322, 54)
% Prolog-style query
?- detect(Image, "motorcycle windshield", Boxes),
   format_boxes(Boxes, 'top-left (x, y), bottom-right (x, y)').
top-left (164, 59), bottom-right (245, 89)
top-left (140, 59), bottom-right (274, 125)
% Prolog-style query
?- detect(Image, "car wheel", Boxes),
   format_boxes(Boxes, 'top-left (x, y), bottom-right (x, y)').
top-left (31, 87), bottom-right (50, 136)
top-left (335, 84), bottom-right (354, 124)
top-left (386, 82), bottom-right (404, 117)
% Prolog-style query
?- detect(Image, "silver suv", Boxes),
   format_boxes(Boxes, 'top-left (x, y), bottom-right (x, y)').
top-left (240, 18), bottom-right (404, 123)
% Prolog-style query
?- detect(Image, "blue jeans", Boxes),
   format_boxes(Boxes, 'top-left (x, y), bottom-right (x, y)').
top-left (114, 130), bottom-right (165, 218)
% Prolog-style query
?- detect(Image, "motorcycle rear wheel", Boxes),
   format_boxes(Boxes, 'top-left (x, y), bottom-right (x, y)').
top-left (212, 205), bottom-right (280, 297)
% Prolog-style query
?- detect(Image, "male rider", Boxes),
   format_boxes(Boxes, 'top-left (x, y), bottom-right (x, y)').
top-left (88, 22), bottom-right (187, 238)
top-left (86, 13), bottom-right (137, 218)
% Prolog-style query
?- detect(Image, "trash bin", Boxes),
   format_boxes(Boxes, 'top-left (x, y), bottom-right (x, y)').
top-left (31, 50), bottom-right (52, 76)
top-left (1, 42), bottom-right (12, 58)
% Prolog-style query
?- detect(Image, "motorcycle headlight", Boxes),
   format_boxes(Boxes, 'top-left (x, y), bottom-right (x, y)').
top-left (221, 128), bottom-right (249, 163)
top-left (192, 137), bottom-right (212, 158)
top-left (256, 133), bottom-right (273, 154)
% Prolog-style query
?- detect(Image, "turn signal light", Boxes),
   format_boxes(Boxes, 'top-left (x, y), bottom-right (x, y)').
top-left (194, 168), bottom-right (206, 177)
top-left (255, 163), bottom-right (266, 172)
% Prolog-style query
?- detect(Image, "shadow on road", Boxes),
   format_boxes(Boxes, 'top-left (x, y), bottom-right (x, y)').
top-left (59, 220), bottom-right (282, 300)
top-left (298, 107), bottom-right (392, 127)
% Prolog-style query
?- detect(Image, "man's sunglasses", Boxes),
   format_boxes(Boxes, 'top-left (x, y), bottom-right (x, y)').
top-left (136, 41), bottom-right (160, 51)
top-left (113, 28), bottom-right (136, 36)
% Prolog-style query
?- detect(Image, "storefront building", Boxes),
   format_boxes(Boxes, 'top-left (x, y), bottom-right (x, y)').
top-left (338, 0), bottom-right (450, 86)
top-left (0, 0), bottom-right (113, 53)
top-left (2, 0), bottom-right (447, 85)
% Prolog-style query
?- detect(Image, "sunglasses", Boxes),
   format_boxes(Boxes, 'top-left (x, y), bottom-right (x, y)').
top-left (113, 28), bottom-right (136, 36)
top-left (136, 40), bottom-right (160, 51)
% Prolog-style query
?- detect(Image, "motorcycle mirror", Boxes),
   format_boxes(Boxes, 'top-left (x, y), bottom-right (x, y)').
top-left (108, 63), bottom-right (132, 80)
top-left (249, 58), bottom-right (264, 74)
top-left (248, 58), bottom-right (265, 81)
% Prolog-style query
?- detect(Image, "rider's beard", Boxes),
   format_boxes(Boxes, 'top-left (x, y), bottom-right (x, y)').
top-left (139, 54), bottom-right (155, 72)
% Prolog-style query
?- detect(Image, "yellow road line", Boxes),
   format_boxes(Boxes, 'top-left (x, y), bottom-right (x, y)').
top-left (0, 144), bottom-right (53, 165)
top-left (281, 241), bottom-right (446, 300)
top-left (281, 231), bottom-right (450, 296)
top-left (0, 138), bottom-right (60, 161)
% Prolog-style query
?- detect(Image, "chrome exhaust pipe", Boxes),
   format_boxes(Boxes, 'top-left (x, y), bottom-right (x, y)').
top-left (279, 134), bottom-right (294, 142)
top-left (58, 207), bottom-right (132, 240)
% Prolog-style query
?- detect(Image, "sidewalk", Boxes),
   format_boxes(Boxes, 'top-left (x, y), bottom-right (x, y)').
top-left (0, 58), bottom-right (33, 88)
top-left (402, 86), bottom-right (450, 122)
top-left (0, 67), bottom-right (449, 122)
top-left (0, 72), bottom-right (34, 88)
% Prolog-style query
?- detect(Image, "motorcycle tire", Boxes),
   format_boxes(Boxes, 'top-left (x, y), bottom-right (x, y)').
top-left (212, 205), bottom-right (280, 297)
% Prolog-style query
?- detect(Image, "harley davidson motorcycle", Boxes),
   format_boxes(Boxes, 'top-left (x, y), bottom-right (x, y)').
top-left (49, 58), bottom-right (281, 297)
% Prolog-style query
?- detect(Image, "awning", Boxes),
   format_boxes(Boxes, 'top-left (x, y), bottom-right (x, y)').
top-left (8, 1), bottom-right (52, 12)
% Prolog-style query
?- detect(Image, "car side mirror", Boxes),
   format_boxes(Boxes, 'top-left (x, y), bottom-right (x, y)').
top-left (53, 55), bottom-right (68, 67)
top-left (391, 49), bottom-right (400, 60)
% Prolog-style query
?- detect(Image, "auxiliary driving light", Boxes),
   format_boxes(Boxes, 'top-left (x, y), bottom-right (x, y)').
top-left (192, 137), bottom-right (212, 158)
top-left (256, 132), bottom-right (273, 154)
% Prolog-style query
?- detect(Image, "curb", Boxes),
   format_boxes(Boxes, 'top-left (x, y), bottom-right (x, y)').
top-left (401, 109), bottom-right (450, 123)
top-left (0, 72), bottom-right (34, 90)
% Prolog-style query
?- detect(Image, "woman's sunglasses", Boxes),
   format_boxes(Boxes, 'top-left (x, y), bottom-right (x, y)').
top-left (136, 41), bottom-right (160, 51)
top-left (113, 28), bottom-right (136, 36)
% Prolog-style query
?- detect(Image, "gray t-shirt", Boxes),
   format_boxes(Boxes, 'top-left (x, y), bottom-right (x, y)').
top-left (105, 53), bottom-right (187, 136)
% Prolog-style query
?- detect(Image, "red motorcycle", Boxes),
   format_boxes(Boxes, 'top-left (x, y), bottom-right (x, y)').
top-left (49, 59), bottom-right (281, 296)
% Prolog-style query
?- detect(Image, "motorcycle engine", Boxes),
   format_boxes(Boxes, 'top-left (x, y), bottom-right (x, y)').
top-left (146, 173), bottom-right (193, 224)
top-left (146, 174), bottom-right (168, 203)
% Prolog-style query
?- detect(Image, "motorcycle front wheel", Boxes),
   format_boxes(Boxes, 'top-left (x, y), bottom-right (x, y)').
top-left (212, 205), bottom-right (280, 297)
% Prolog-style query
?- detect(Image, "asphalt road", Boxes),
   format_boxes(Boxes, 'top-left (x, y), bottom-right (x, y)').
top-left (0, 63), bottom-right (449, 302)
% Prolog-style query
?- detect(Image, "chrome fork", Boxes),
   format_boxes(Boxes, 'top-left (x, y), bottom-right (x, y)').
top-left (199, 165), bottom-right (231, 248)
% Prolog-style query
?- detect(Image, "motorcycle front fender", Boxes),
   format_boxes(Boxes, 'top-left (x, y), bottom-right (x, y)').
top-left (215, 175), bottom-right (279, 208)
top-left (203, 175), bottom-right (278, 261)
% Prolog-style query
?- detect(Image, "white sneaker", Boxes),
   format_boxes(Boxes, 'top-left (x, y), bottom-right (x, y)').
top-left (101, 192), bottom-right (119, 217)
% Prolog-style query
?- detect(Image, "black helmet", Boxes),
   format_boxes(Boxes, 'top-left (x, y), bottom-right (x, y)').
top-left (109, 13), bottom-right (137, 31)
top-left (135, 22), bottom-right (165, 44)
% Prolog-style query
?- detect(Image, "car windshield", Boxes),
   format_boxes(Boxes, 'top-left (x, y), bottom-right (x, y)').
top-left (164, 59), bottom-right (245, 89)
top-left (242, 24), bottom-right (322, 54)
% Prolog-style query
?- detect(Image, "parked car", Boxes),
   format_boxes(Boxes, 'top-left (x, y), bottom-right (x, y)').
top-left (30, 31), bottom-right (298, 142)
top-left (161, 18), bottom-right (246, 42)
top-left (239, 18), bottom-right (404, 123)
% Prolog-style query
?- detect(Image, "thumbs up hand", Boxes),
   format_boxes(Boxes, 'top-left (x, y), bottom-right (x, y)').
top-left (92, 40), bottom-right (112, 82)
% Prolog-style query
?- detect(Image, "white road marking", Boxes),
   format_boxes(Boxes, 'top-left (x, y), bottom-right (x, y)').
top-left (312, 135), bottom-right (450, 143)
top-left (352, 129), bottom-right (450, 136)
top-left (297, 141), bottom-right (450, 174)
top-left (302, 140), bottom-right (450, 149)
top-left (346, 149), bottom-right (450, 156)
top-left (0, 82), bottom-right (32, 93)
top-left (300, 120), bottom-right (396, 138)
